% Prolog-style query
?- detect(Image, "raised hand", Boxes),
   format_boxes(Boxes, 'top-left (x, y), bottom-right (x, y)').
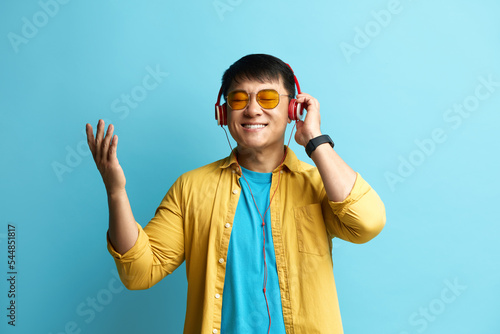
top-left (86, 119), bottom-right (126, 195)
top-left (294, 93), bottom-right (322, 147)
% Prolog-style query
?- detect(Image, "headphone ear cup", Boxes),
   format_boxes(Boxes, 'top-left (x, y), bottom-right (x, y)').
top-left (215, 103), bottom-right (228, 126)
top-left (296, 102), bottom-right (304, 120)
top-left (288, 99), bottom-right (298, 120)
top-left (288, 99), bottom-right (305, 121)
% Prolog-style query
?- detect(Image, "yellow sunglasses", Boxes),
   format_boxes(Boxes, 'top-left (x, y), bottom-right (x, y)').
top-left (226, 89), bottom-right (292, 110)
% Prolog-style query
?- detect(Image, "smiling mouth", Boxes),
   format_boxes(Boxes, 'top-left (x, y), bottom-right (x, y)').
top-left (242, 124), bottom-right (267, 129)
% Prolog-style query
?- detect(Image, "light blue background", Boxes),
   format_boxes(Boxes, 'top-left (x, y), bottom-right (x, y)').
top-left (1, 0), bottom-right (499, 333)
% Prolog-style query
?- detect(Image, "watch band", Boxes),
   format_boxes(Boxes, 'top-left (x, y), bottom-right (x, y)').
top-left (305, 135), bottom-right (334, 158)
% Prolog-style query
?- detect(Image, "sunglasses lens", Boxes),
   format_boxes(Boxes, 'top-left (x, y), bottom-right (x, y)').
top-left (257, 90), bottom-right (280, 109)
top-left (227, 89), bottom-right (281, 109)
top-left (227, 91), bottom-right (249, 110)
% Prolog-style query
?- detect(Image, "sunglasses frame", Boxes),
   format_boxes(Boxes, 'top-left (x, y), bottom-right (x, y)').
top-left (225, 89), bottom-right (293, 110)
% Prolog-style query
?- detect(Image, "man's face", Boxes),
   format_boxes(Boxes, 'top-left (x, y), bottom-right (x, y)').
top-left (226, 77), bottom-right (291, 154)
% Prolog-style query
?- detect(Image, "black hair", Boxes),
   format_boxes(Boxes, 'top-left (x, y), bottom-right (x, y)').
top-left (221, 54), bottom-right (296, 100)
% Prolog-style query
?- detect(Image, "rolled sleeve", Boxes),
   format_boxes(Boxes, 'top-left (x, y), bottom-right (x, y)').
top-left (105, 176), bottom-right (186, 290)
top-left (106, 222), bottom-right (148, 262)
top-left (327, 173), bottom-right (386, 244)
top-left (106, 222), bottom-right (158, 290)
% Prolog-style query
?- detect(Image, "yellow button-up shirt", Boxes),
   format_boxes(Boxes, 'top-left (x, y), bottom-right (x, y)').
top-left (107, 148), bottom-right (386, 333)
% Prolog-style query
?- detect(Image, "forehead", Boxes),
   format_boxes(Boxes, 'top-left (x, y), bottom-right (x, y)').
top-left (228, 76), bottom-right (284, 92)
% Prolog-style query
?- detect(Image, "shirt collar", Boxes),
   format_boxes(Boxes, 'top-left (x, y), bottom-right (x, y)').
top-left (219, 146), bottom-right (301, 173)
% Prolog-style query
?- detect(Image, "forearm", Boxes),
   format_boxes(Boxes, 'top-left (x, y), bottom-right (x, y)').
top-left (310, 143), bottom-right (357, 202)
top-left (107, 189), bottom-right (139, 255)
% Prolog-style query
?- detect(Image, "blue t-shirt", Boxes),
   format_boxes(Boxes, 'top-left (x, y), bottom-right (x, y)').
top-left (221, 166), bottom-right (286, 333)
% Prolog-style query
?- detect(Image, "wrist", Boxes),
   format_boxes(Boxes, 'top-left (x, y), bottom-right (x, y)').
top-left (107, 187), bottom-right (127, 199)
top-left (303, 131), bottom-right (322, 144)
top-left (305, 134), bottom-right (334, 158)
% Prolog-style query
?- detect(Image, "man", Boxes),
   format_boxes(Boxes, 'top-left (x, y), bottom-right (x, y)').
top-left (86, 54), bottom-right (386, 333)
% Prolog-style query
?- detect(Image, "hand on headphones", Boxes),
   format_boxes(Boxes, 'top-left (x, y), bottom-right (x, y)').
top-left (294, 93), bottom-right (323, 147)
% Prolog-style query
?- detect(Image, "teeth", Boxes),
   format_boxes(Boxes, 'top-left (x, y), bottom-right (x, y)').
top-left (243, 124), bottom-right (266, 129)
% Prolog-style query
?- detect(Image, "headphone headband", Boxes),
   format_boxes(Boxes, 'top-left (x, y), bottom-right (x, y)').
top-left (285, 63), bottom-right (302, 96)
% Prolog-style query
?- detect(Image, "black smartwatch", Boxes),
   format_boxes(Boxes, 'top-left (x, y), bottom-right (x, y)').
top-left (305, 135), bottom-right (334, 158)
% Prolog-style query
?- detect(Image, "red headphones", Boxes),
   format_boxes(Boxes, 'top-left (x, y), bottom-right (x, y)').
top-left (214, 63), bottom-right (305, 126)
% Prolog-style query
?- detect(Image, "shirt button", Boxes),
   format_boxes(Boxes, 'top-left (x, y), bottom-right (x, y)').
top-left (224, 223), bottom-right (230, 228)
top-left (213, 330), bottom-right (218, 334)
top-left (280, 170), bottom-right (284, 174)
top-left (215, 293), bottom-right (220, 299)
top-left (232, 170), bottom-right (235, 174)
top-left (232, 189), bottom-right (238, 194)
top-left (219, 258), bottom-right (224, 264)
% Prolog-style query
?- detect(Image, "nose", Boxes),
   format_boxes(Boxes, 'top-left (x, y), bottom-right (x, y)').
top-left (243, 93), bottom-right (262, 117)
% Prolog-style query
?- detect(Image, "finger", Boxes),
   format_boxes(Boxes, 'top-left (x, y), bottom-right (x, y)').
top-left (101, 123), bottom-right (114, 162)
top-left (296, 94), bottom-right (310, 109)
top-left (296, 94), bottom-right (319, 109)
top-left (296, 93), bottom-right (312, 101)
top-left (298, 97), bottom-right (320, 116)
top-left (302, 106), bottom-right (321, 126)
top-left (109, 134), bottom-right (118, 159)
top-left (85, 123), bottom-right (95, 158)
top-left (95, 119), bottom-right (105, 163)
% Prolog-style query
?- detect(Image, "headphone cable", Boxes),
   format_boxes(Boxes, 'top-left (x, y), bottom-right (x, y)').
top-left (222, 123), bottom-right (297, 334)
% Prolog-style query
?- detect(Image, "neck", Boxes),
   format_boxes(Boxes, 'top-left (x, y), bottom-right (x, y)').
top-left (235, 145), bottom-right (286, 173)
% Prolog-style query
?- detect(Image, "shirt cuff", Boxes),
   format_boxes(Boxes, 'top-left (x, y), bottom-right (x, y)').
top-left (106, 222), bottom-right (149, 262)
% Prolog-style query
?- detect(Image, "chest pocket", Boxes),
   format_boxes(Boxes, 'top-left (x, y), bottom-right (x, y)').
top-left (294, 203), bottom-right (330, 256)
